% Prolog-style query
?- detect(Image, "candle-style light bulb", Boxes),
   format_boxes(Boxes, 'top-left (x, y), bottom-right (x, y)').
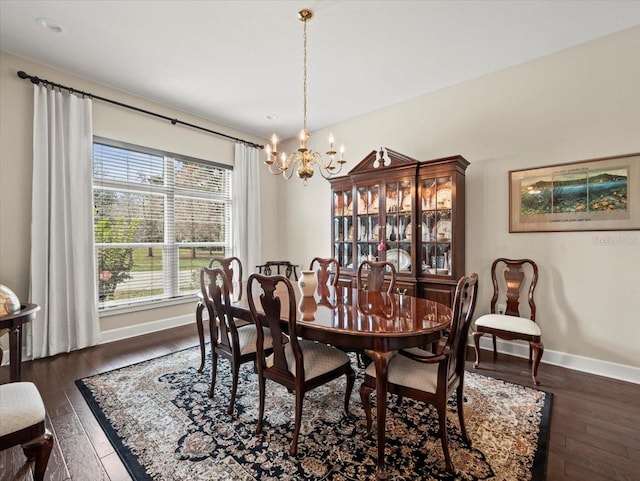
top-left (339, 144), bottom-right (345, 161)
top-left (265, 144), bottom-right (272, 156)
top-left (280, 152), bottom-right (287, 166)
top-left (328, 133), bottom-right (334, 147)
top-left (271, 134), bottom-right (278, 150)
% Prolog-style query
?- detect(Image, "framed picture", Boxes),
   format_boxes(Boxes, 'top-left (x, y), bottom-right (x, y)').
top-left (509, 153), bottom-right (640, 233)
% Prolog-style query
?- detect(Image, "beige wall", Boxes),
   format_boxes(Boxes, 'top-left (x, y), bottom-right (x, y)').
top-left (2, 26), bottom-right (639, 373)
top-left (0, 51), bottom-right (279, 333)
top-left (279, 26), bottom-right (640, 369)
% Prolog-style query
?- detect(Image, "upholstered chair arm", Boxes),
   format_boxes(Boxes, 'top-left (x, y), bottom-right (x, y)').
top-left (399, 346), bottom-right (449, 363)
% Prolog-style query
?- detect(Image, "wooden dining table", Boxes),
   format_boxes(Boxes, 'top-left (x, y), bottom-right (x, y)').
top-left (226, 282), bottom-right (452, 479)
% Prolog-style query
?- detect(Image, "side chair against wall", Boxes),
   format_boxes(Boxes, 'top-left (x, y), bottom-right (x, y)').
top-left (247, 273), bottom-right (355, 456)
top-left (195, 256), bottom-right (246, 372)
top-left (309, 257), bottom-right (340, 287)
top-left (356, 260), bottom-right (397, 294)
top-left (0, 382), bottom-right (53, 481)
top-left (472, 258), bottom-right (543, 385)
top-left (359, 273), bottom-right (479, 475)
top-left (200, 266), bottom-right (273, 415)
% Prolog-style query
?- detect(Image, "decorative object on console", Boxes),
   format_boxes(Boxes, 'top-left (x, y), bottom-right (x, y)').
top-left (263, 9), bottom-right (346, 185)
top-left (298, 270), bottom-right (318, 297)
top-left (0, 284), bottom-right (20, 317)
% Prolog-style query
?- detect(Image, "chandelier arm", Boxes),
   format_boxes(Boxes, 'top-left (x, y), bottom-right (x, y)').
top-left (282, 166), bottom-right (295, 180)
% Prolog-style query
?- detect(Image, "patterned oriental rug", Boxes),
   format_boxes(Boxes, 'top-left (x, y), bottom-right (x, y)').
top-left (76, 346), bottom-right (552, 481)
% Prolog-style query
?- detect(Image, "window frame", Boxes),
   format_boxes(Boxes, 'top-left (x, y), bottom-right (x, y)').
top-left (92, 136), bottom-right (233, 312)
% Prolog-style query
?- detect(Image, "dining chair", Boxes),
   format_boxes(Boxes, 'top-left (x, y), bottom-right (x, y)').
top-left (309, 257), bottom-right (340, 287)
top-left (359, 273), bottom-right (478, 474)
top-left (472, 258), bottom-right (543, 384)
top-left (247, 273), bottom-right (355, 456)
top-left (195, 256), bottom-right (247, 372)
top-left (0, 382), bottom-right (53, 481)
top-left (356, 260), bottom-right (397, 295)
top-left (200, 266), bottom-right (273, 415)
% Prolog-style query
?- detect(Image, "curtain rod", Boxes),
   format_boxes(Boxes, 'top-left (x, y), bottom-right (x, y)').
top-left (17, 70), bottom-right (264, 150)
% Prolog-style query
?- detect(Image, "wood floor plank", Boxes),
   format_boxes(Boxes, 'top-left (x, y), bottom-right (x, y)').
top-left (98, 452), bottom-right (132, 481)
top-left (1, 327), bottom-right (638, 481)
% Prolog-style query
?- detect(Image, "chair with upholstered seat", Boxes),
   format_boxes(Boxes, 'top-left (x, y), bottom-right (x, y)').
top-left (247, 273), bottom-right (355, 456)
top-left (309, 257), bottom-right (340, 287)
top-left (201, 266), bottom-right (273, 415)
top-left (359, 273), bottom-right (478, 474)
top-left (0, 382), bottom-right (53, 481)
top-left (195, 256), bottom-right (246, 372)
top-left (472, 258), bottom-right (543, 385)
top-left (356, 260), bottom-right (397, 294)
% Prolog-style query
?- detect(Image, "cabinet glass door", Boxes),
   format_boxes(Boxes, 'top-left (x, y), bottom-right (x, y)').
top-left (421, 176), bottom-right (452, 276)
top-left (355, 185), bottom-right (380, 269)
top-left (384, 180), bottom-right (412, 273)
top-left (333, 189), bottom-right (353, 269)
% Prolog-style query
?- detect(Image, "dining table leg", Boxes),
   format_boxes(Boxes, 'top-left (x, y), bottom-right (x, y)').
top-left (365, 349), bottom-right (395, 480)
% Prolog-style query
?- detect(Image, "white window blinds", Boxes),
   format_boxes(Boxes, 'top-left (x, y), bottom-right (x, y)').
top-left (93, 139), bottom-right (232, 308)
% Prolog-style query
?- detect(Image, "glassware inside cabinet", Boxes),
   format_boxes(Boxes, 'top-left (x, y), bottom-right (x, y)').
top-left (435, 176), bottom-right (452, 209)
top-left (423, 243), bottom-right (451, 276)
top-left (344, 216), bottom-right (354, 241)
top-left (421, 178), bottom-right (436, 211)
top-left (343, 242), bottom-right (353, 269)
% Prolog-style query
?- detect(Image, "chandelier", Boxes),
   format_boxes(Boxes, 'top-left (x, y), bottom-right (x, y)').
top-left (264, 9), bottom-right (346, 185)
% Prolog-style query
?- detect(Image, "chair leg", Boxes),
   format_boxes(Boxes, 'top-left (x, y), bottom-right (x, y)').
top-left (472, 332), bottom-right (483, 368)
top-left (22, 431), bottom-right (53, 481)
top-left (456, 384), bottom-right (470, 445)
top-left (359, 383), bottom-right (374, 437)
top-left (228, 359), bottom-right (240, 415)
top-left (492, 334), bottom-right (497, 358)
top-left (290, 390), bottom-right (305, 456)
top-left (195, 302), bottom-right (206, 373)
top-left (531, 341), bottom-right (544, 385)
top-left (437, 403), bottom-right (455, 474)
top-left (256, 374), bottom-right (266, 435)
top-left (344, 369), bottom-right (355, 418)
top-left (209, 352), bottom-right (218, 398)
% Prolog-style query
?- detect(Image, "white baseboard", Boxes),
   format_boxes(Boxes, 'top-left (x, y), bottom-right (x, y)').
top-left (99, 314), bottom-right (194, 344)
top-left (473, 336), bottom-right (640, 385)
top-left (98, 318), bottom-right (639, 385)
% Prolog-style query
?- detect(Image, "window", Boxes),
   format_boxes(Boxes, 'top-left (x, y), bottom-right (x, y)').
top-left (93, 138), bottom-right (232, 309)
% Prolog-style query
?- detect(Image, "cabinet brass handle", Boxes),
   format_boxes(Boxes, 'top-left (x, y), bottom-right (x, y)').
top-left (396, 288), bottom-right (407, 295)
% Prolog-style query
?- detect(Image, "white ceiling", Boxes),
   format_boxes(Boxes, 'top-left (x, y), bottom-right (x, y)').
top-left (2, 1), bottom-right (640, 141)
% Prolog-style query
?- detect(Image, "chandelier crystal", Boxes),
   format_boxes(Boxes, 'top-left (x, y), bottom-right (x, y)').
top-left (264, 9), bottom-right (346, 185)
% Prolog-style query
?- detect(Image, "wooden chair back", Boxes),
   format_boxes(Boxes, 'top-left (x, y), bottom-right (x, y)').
top-left (200, 267), bottom-right (237, 353)
top-left (247, 274), bottom-right (299, 382)
top-left (357, 260), bottom-right (397, 294)
top-left (209, 256), bottom-right (243, 301)
top-left (490, 258), bottom-right (538, 320)
top-left (309, 257), bottom-right (340, 287)
top-left (443, 273), bottom-right (479, 383)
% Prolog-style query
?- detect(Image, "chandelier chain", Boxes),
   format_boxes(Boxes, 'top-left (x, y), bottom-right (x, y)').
top-left (303, 17), bottom-right (308, 132)
top-left (263, 8), bottom-right (345, 184)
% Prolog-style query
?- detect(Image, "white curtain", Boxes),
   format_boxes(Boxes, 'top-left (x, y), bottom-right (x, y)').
top-left (27, 84), bottom-right (101, 359)
top-left (232, 143), bottom-right (262, 279)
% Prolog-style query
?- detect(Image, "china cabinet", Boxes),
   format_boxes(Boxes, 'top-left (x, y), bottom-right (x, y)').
top-left (329, 148), bottom-right (468, 306)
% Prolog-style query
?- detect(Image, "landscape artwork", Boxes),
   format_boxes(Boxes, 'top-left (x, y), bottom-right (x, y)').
top-left (509, 154), bottom-right (640, 232)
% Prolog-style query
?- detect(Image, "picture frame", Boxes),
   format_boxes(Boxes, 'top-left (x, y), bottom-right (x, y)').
top-left (509, 153), bottom-right (640, 233)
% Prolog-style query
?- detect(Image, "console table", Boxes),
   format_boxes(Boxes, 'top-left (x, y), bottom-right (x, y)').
top-left (0, 303), bottom-right (40, 382)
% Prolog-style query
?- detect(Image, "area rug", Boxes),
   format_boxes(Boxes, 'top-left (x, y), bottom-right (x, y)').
top-left (76, 346), bottom-right (552, 481)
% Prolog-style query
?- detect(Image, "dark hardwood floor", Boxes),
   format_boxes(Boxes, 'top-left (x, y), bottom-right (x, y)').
top-left (1, 324), bottom-right (639, 481)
